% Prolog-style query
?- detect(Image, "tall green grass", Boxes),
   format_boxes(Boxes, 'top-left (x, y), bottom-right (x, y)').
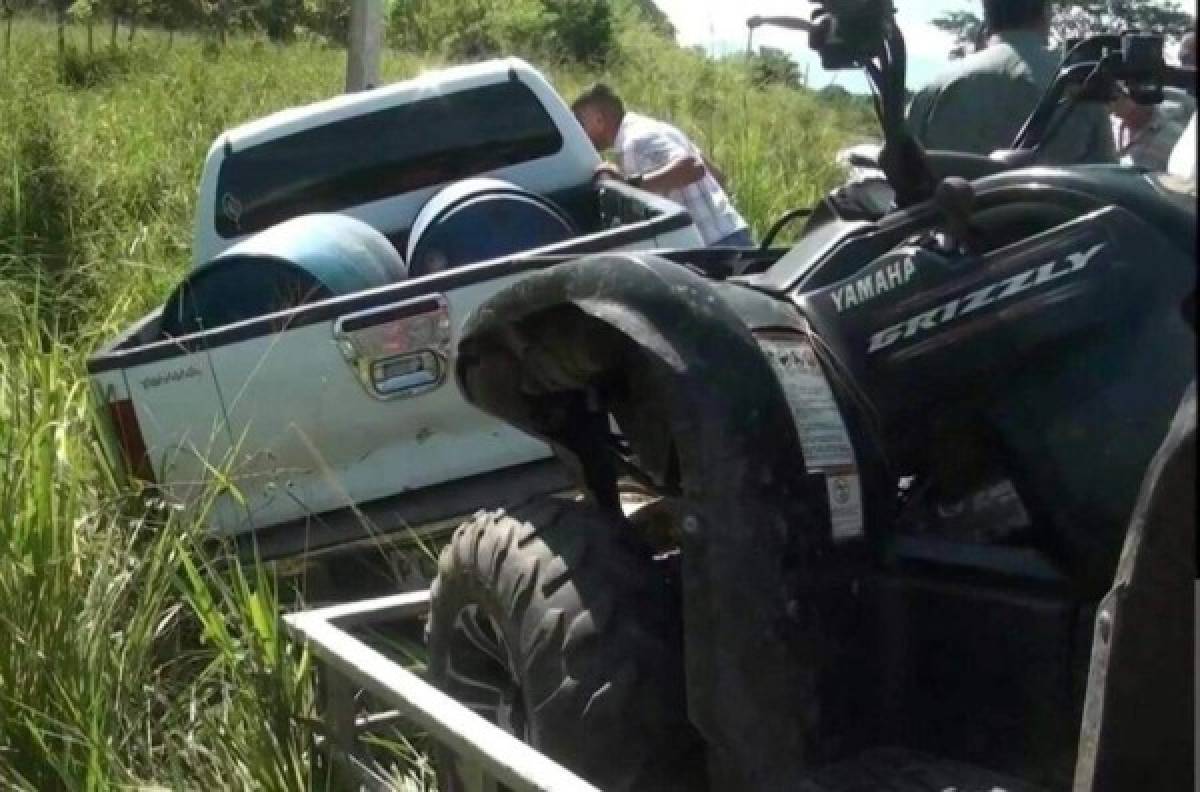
top-left (0, 292), bottom-right (315, 788)
top-left (0, 16), bottom-right (868, 787)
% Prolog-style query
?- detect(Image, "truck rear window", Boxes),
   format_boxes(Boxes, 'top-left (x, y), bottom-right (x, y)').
top-left (214, 80), bottom-right (564, 239)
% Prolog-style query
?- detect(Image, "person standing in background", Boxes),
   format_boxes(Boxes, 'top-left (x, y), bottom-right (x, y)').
top-left (906, 0), bottom-right (1115, 164)
top-left (1111, 85), bottom-right (1187, 171)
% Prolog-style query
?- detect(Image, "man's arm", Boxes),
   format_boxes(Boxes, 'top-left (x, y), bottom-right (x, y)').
top-left (701, 154), bottom-right (727, 188)
top-left (1086, 106), bottom-right (1118, 164)
top-left (593, 156), bottom-right (706, 192)
top-left (599, 129), bottom-right (708, 193)
top-left (594, 155), bottom-right (707, 192)
top-left (1041, 102), bottom-right (1117, 165)
top-left (636, 155), bottom-right (707, 192)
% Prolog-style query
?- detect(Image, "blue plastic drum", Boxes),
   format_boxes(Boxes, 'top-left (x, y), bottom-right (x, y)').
top-left (406, 178), bottom-right (576, 278)
top-left (162, 213), bottom-right (406, 337)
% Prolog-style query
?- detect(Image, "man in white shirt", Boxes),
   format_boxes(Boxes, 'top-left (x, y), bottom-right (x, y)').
top-left (571, 84), bottom-right (753, 247)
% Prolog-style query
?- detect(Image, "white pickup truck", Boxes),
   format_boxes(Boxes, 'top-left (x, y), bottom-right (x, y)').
top-left (87, 58), bottom-right (705, 559)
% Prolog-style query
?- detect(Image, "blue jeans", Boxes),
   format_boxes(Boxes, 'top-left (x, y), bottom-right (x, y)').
top-left (712, 227), bottom-right (754, 248)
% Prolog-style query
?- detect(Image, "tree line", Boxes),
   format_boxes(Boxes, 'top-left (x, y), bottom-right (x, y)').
top-left (4, 0), bottom-right (354, 53)
top-left (934, 1), bottom-right (1193, 59)
top-left (2, 0), bottom-right (676, 61)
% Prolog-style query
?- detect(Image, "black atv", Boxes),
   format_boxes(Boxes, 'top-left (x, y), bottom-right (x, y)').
top-left (426, 2), bottom-right (1196, 790)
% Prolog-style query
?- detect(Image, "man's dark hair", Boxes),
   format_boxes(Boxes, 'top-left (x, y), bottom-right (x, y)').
top-left (571, 83), bottom-right (624, 117)
top-left (982, 0), bottom-right (1048, 32)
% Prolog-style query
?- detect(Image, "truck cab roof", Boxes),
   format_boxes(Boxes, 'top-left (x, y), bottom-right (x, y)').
top-left (192, 58), bottom-right (600, 266)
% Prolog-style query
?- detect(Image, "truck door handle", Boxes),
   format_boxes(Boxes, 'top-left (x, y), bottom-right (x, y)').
top-left (333, 295), bottom-right (452, 400)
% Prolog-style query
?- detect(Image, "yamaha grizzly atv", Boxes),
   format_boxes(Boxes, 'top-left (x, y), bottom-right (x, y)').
top-left (426, 3), bottom-right (1196, 790)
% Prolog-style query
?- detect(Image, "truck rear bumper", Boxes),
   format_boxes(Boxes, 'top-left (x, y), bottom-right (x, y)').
top-left (229, 458), bottom-right (572, 563)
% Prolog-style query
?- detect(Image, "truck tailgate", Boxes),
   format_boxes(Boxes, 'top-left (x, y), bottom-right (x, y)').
top-left (205, 274), bottom-right (551, 535)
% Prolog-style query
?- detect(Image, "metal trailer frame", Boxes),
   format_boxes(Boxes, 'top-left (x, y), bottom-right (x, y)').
top-left (283, 590), bottom-right (601, 792)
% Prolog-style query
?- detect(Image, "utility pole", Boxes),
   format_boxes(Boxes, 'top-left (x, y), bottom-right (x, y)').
top-left (345, 0), bottom-right (383, 93)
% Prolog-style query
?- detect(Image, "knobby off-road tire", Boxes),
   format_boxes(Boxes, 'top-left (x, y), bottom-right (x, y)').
top-left (426, 496), bottom-right (701, 792)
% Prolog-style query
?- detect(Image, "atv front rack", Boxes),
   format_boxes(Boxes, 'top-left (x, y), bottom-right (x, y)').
top-left (283, 590), bottom-right (600, 792)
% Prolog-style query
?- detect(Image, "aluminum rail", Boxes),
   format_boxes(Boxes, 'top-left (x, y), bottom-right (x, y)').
top-left (283, 590), bottom-right (601, 792)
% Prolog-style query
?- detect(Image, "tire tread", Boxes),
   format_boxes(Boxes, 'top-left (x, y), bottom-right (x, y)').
top-left (428, 496), bottom-right (699, 792)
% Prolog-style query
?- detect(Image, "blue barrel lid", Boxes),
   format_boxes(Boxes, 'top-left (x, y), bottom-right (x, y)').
top-left (407, 178), bottom-right (574, 277)
top-left (163, 213), bottom-right (408, 337)
top-left (205, 212), bottom-right (407, 296)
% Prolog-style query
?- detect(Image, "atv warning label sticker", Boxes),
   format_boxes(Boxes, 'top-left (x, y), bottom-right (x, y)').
top-left (759, 336), bottom-right (855, 470)
top-left (758, 334), bottom-right (864, 541)
top-left (825, 470), bottom-right (864, 541)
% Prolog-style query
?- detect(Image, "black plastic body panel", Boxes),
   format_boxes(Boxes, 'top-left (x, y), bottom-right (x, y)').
top-left (792, 177), bottom-right (1194, 591)
top-left (800, 206), bottom-right (1188, 392)
top-left (857, 573), bottom-right (1092, 787)
top-left (751, 166), bottom-right (1194, 300)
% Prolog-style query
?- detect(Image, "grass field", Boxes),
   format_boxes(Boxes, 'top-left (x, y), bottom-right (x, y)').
top-left (0, 16), bottom-right (869, 788)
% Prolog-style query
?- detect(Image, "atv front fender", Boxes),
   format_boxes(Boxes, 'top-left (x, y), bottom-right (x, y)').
top-left (454, 252), bottom-right (826, 788)
top-left (455, 252), bottom-right (809, 500)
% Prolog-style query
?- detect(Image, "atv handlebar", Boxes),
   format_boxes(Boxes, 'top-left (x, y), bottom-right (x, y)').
top-left (1014, 34), bottom-right (1196, 152)
top-left (806, 0), bottom-right (1196, 207)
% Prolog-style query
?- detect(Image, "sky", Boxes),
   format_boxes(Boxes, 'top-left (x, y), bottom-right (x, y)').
top-left (652, 1), bottom-right (1196, 93)
top-left (651, 0), bottom-right (989, 93)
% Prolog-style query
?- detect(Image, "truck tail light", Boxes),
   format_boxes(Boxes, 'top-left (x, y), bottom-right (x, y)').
top-left (106, 398), bottom-right (155, 483)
